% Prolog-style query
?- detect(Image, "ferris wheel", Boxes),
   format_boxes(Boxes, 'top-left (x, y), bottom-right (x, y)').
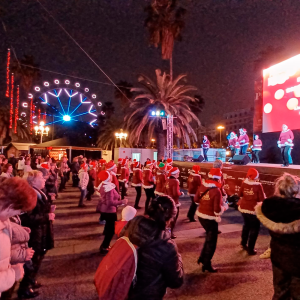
top-left (23, 79), bottom-right (104, 129)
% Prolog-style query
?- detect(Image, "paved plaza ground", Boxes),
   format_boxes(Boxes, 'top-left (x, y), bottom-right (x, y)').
top-left (14, 183), bottom-right (275, 300)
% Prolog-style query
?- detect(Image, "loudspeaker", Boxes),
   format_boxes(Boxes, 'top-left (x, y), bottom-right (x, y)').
top-left (193, 155), bottom-right (204, 162)
top-left (232, 154), bottom-right (251, 165)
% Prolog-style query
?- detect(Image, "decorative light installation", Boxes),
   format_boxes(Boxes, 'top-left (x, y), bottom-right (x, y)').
top-left (84, 88), bottom-right (89, 92)
top-left (65, 80), bottom-right (70, 84)
top-left (44, 82), bottom-right (49, 87)
top-left (5, 49), bottom-right (10, 98)
top-left (54, 79), bottom-right (60, 84)
top-left (92, 94), bottom-right (96, 99)
top-left (115, 129), bottom-right (128, 146)
top-left (30, 98), bottom-right (33, 134)
top-left (38, 108), bottom-right (41, 123)
top-left (9, 73), bottom-right (14, 129)
top-left (75, 82), bottom-right (80, 87)
top-left (34, 121), bottom-right (50, 143)
top-left (98, 102), bottom-right (102, 106)
top-left (35, 86), bottom-right (40, 91)
top-left (150, 110), bottom-right (165, 117)
top-left (14, 86), bottom-right (20, 133)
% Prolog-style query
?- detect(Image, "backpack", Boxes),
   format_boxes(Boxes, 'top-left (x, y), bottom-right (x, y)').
top-left (94, 236), bottom-right (137, 300)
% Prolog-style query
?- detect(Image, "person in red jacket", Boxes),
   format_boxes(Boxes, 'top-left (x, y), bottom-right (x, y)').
top-left (155, 163), bottom-right (167, 196)
top-left (165, 167), bottom-right (183, 239)
top-left (116, 158), bottom-right (123, 178)
top-left (277, 124), bottom-right (294, 167)
top-left (238, 128), bottom-right (249, 155)
top-left (202, 135), bottom-right (210, 162)
top-left (227, 132), bottom-right (238, 159)
top-left (142, 161), bottom-right (155, 214)
top-left (187, 165), bottom-right (202, 222)
top-left (251, 135), bottom-right (263, 163)
top-left (98, 171), bottom-right (127, 254)
top-left (152, 160), bottom-right (158, 183)
top-left (105, 160), bottom-right (119, 192)
top-left (194, 168), bottom-right (227, 272)
top-left (119, 159), bottom-right (129, 200)
top-left (132, 161), bottom-right (143, 209)
top-left (238, 168), bottom-right (265, 255)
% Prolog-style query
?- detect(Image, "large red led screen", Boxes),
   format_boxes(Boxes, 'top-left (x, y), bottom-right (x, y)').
top-left (263, 54), bottom-right (300, 133)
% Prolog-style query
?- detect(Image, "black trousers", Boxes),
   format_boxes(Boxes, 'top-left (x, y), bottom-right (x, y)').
top-left (19, 252), bottom-right (46, 291)
top-left (100, 212), bottom-right (117, 249)
top-left (72, 173), bottom-right (79, 187)
top-left (187, 196), bottom-right (197, 220)
top-left (59, 173), bottom-right (68, 191)
top-left (134, 186), bottom-right (142, 207)
top-left (241, 213), bottom-right (260, 251)
top-left (198, 217), bottom-right (218, 267)
top-left (281, 146), bottom-right (292, 166)
top-left (119, 181), bottom-right (127, 200)
top-left (252, 150), bottom-right (261, 163)
top-left (144, 187), bottom-right (155, 214)
top-left (272, 263), bottom-right (300, 300)
top-left (203, 148), bottom-right (208, 161)
top-left (170, 207), bottom-right (180, 234)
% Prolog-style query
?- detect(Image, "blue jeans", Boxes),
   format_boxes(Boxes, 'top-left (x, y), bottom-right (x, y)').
top-left (203, 148), bottom-right (209, 161)
top-left (240, 145), bottom-right (248, 155)
top-left (281, 146), bottom-right (292, 166)
top-left (79, 188), bottom-right (87, 206)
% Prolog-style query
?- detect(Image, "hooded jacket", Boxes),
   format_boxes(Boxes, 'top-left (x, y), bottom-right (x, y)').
top-left (78, 169), bottom-right (89, 189)
top-left (256, 196), bottom-right (300, 277)
top-left (120, 216), bottom-right (184, 300)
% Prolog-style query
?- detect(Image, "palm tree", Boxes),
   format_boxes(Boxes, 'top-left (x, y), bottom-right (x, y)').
top-left (0, 106), bottom-right (31, 145)
top-left (145, 0), bottom-right (186, 80)
top-left (114, 81), bottom-right (133, 110)
top-left (125, 69), bottom-right (200, 159)
top-left (11, 55), bottom-right (41, 94)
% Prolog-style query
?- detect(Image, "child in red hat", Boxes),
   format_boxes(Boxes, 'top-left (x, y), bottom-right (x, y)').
top-left (187, 165), bottom-right (202, 222)
top-left (238, 168), bottom-right (265, 255)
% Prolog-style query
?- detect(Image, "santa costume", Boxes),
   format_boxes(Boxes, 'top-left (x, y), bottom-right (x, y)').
top-left (277, 125), bottom-right (294, 167)
top-left (187, 165), bottom-right (202, 222)
top-left (154, 162), bottom-right (167, 196)
top-left (238, 128), bottom-right (249, 155)
top-left (202, 136), bottom-right (210, 162)
top-left (228, 132), bottom-right (237, 158)
top-left (119, 158), bottom-right (129, 200)
top-left (142, 161), bottom-right (155, 214)
top-left (106, 160), bottom-right (119, 192)
top-left (238, 168), bottom-right (265, 255)
top-left (165, 167), bottom-right (183, 239)
top-left (131, 161), bottom-right (143, 209)
top-left (116, 158), bottom-right (123, 178)
top-left (252, 135), bottom-right (263, 163)
top-left (194, 168), bottom-right (227, 272)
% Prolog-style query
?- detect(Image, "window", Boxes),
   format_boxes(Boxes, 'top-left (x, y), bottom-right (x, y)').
top-left (153, 152), bottom-right (157, 161)
top-left (132, 153), bottom-right (141, 161)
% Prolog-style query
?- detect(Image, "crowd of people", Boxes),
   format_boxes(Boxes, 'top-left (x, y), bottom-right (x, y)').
top-left (0, 151), bottom-right (300, 300)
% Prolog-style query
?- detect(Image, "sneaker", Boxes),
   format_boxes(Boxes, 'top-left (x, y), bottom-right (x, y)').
top-left (260, 248), bottom-right (271, 259)
top-left (99, 220), bottom-right (106, 225)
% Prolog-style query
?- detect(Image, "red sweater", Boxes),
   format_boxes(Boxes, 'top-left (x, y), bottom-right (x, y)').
top-left (252, 139), bottom-right (262, 150)
top-left (202, 139), bottom-right (210, 149)
top-left (155, 171), bottom-right (167, 195)
top-left (194, 181), bottom-right (223, 221)
top-left (142, 169), bottom-right (154, 189)
top-left (119, 167), bottom-right (129, 182)
top-left (238, 134), bottom-right (249, 147)
top-left (238, 179), bottom-right (265, 214)
top-left (278, 129), bottom-right (294, 147)
top-left (187, 173), bottom-right (201, 196)
top-left (165, 177), bottom-right (181, 206)
top-left (132, 168), bottom-right (143, 187)
top-left (116, 163), bottom-right (122, 176)
top-left (228, 137), bottom-right (237, 148)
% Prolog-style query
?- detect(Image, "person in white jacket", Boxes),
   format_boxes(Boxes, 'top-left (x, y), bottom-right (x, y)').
top-left (78, 163), bottom-right (89, 208)
top-left (0, 177), bottom-right (37, 296)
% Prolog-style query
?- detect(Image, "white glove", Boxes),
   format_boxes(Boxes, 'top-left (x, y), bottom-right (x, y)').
top-left (287, 139), bottom-right (292, 143)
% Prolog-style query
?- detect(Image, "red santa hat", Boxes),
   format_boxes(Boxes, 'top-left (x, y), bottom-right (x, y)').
top-left (192, 165), bottom-right (200, 174)
top-left (158, 162), bottom-right (166, 170)
top-left (208, 168), bottom-right (222, 179)
top-left (166, 164), bottom-right (172, 171)
top-left (152, 160), bottom-right (157, 166)
top-left (40, 163), bottom-right (49, 170)
top-left (121, 158), bottom-right (128, 166)
top-left (99, 159), bottom-right (106, 165)
top-left (117, 158), bottom-right (123, 163)
top-left (168, 167), bottom-right (180, 177)
top-left (133, 159), bottom-right (137, 162)
top-left (145, 161), bottom-right (153, 168)
top-left (134, 161), bottom-right (141, 169)
top-left (246, 168), bottom-right (259, 180)
top-left (240, 128), bottom-right (247, 133)
top-left (106, 161), bottom-right (116, 171)
top-left (98, 170), bottom-right (111, 182)
top-left (90, 161), bottom-right (96, 168)
top-left (81, 163), bottom-right (87, 169)
top-left (166, 158), bottom-right (173, 166)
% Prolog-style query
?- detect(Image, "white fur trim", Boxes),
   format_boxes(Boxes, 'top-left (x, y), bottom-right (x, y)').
top-left (131, 183), bottom-right (142, 187)
top-left (196, 210), bottom-right (219, 221)
top-left (170, 169), bottom-right (180, 175)
top-left (214, 206), bottom-right (225, 216)
top-left (118, 179), bottom-right (128, 183)
top-left (189, 172), bottom-right (201, 177)
top-left (187, 193), bottom-right (195, 196)
top-left (244, 178), bottom-right (261, 185)
top-left (143, 184), bottom-right (154, 189)
top-left (176, 202), bottom-right (181, 207)
top-left (255, 203), bottom-right (300, 234)
top-left (107, 164), bottom-right (116, 171)
top-left (238, 206), bottom-right (256, 215)
top-left (133, 168), bottom-right (141, 171)
top-left (154, 191), bottom-right (165, 196)
top-left (202, 181), bottom-right (218, 188)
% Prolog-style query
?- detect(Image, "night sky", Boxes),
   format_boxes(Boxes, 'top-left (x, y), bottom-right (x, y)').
top-left (1, 0), bottom-right (300, 125)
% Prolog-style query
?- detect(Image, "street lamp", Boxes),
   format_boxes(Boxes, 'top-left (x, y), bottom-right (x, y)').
top-left (115, 129), bottom-right (128, 147)
top-left (151, 138), bottom-right (155, 148)
top-left (217, 125), bottom-right (225, 144)
top-left (34, 121), bottom-right (50, 143)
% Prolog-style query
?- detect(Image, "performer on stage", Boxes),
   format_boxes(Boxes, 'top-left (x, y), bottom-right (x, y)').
top-left (131, 161), bottom-right (143, 209)
top-left (238, 128), bottom-right (249, 155)
top-left (251, 135), bottom-right (262, 163)
top-left (187, 165), bottom-right (201, 222)
top-left (277, 124), bottom-right (294, 167)
top-left (227, 132), bottom-right (237, 159)
top-left (194, 168), bottom-right (227, 272)
top-left (202, 135), bottom-right (210, 162)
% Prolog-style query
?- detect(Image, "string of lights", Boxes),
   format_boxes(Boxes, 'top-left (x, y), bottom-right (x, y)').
top-left (10, 73), bottom-right (14, 129)
top-left (14, 86), bottom-right (20, 133)
top-left (6, 49), bottom-right (10, 98)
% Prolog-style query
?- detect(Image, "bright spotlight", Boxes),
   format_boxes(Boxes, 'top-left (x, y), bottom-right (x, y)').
top-left (160, 111), bottom-right (165, 116)
top-left (151, 111), bottom-right (156, 116)
top-left (63, 115), bottom-right (71, 121)
top-left (156, 111), bottom-right (160, 116)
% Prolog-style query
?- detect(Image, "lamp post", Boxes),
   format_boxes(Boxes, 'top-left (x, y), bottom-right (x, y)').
top-left (217, 125), bottom-right (225, 145)
top-left (151, 138), bottom-right (155, 148)
top-left (34, 121), bottom-right (50, 144)
top-left (115, 129), bottom-right (128, 147)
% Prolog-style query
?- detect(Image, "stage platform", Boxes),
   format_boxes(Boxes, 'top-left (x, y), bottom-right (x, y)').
top-left (174, 161), bottom-right (300, 198)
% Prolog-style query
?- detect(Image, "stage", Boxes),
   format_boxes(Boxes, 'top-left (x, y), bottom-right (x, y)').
top-left (174, 161), bottom-right (300, 198)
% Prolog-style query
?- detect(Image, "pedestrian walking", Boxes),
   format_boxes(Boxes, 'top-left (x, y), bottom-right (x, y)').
top-left (142, 161), bottom-right (155, 215)
top-left (78, 163), bottom-right (89, 207)
top-left (131, 161), bottom-right (143, 209)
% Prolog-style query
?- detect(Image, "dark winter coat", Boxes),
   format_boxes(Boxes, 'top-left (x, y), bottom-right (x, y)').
top-left (71, 162), bottom-right (80, 174)
top-left (45, 170), bottom-right (58, 194)
top-left (120, 216), bottom-right (184, 300)
top-left (256, 196), bottom-right (300, 278)
top-left (20, 187), bottom-right (54, 254)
